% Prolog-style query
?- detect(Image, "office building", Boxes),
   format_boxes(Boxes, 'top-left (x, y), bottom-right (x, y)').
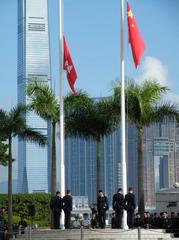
top-left (142, 117), bottom-right (177, 208)
top-left (17, 0), bottom-right (51, 193)
top-left (65, 125), bottom-right (138, 206)
top-left (65, 114), bottom-right (179, 208)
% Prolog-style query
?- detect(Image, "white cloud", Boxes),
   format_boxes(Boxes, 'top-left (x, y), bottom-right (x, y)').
top-left (135, 56), bottom-right (179, 106)
top-left (136, 56), bottom-right (169, 86)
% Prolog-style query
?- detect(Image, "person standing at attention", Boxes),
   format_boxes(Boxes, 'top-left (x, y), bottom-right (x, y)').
top-left (50, 191), bottom-right (62, 229)
top-left (124, 187), bottom-right (136, 228)
top-left (112, 188), bottom-right (124, 228)
top-left (97, 190), bottom-right (109, 229)
top-left (62, 190), bottom-right (72, 229)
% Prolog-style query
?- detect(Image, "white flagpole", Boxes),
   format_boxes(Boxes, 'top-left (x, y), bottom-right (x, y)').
top-left (59, 0), bottom-right (65, 229)
top-left (120, 0), bottom-right (128, 229)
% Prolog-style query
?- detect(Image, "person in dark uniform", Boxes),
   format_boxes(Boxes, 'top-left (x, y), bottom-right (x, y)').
top-left (112, 188), bottom-right (124, 228)
top-left (143, 212), bottom-right (152, 228)
top-left (170, 212), bottom-right (177, 229)
top-left (18, 216), bottom-right (27, 234)
top-left (134, 213), bottom-right (143, 227)
top-left (62, 190), bottom-right (72, 229)
top-left (0, 207), bottom-right (5, 230)
top-left (97, 190), bottom-right (109, 229)
top-left (50, 191), bottom-right (62, 229)
top-left (159, 212), bottom-right (171, 229)
top-left (111, 212), bottom-right (116, 229)
top-left (152, 212), bottom-right (160, 228)
top-left (0, 207), bottom-right (6, 240)
top-left (124, 187), bottom-right (136, 228)
top-left (90, 203), bottom-right (98, 228)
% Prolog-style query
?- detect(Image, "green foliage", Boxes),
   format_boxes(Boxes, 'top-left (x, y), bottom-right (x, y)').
top-left (0, 139), bottom-right (9, 166)
top-left (114, 80), bottom-right (178, 129)
top-left (27, 82), bottom-right (59, 122)
top-left (65, 91), bottom-right (119, 141)
top-left (0, 193), bottom-right (51, 227)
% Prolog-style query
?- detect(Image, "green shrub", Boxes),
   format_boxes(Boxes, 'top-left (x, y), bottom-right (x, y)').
top-left (0, 193), bottom-right (51, 227)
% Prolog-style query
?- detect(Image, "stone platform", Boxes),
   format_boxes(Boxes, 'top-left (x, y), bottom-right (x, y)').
top-left (12, 228), bottom-right (179, 240)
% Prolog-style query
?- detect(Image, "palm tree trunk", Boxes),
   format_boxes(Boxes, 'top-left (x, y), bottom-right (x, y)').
top-left (8, 136), bottom-right (13, 233)
top-left (51, 121), bottom-right (56, 196)
top-left (51, 121), bottom-right (56, 229)
top-left (137, 128), bottom-right (145, 214)
top-left (96, 139), bottom-right (100, 200)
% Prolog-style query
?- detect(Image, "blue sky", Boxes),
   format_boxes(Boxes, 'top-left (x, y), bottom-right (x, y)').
top-left (0, 0), bottom-right (179, 184)
top-left (1, 0), bottom-right (179, 110)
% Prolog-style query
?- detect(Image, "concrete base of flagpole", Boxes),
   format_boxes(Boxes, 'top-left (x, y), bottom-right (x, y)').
top-left (60, 211), bottom-right (65, 230)
top-left (123, 211), bottom-right (128, 229)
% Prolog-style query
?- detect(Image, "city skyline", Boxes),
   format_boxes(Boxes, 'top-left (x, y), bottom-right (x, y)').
top-left (0, 0), bottom-right (179, 186)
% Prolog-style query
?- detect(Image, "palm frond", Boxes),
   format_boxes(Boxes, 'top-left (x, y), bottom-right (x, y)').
top-left (152, 103), bottom-right (178, 123)
top-left (140, 80), bottom-right (168, 105)
top-left (65, 93), bottom-right (119, 141)
top-left (18, 128), bottom-right (47, 147)
top-left (27, 82), bottom-right (59, 122)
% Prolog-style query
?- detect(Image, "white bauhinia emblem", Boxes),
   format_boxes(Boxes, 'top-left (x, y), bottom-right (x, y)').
top-left (65, 60), bottom-right (73, 74)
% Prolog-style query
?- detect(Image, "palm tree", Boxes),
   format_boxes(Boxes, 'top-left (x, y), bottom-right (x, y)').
top-left (0, 104), bottom-right (47, 232)
top-left (65, 91), bottom-right (119, 197)
top-left (114, 80), bottom-right (178, 213)
top-left (27, 82), bottom-right (59, 197)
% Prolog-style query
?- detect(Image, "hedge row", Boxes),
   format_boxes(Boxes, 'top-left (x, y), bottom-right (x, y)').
top-left (0, 193), bottom-right (51, 227)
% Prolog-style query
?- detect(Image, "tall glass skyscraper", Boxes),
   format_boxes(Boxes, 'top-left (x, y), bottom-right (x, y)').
top-left (17, 0), bottom-right (51, 193)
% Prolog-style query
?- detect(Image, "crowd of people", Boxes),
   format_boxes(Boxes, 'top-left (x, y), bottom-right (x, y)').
top-left (132, 211), bottom-right (178, 229)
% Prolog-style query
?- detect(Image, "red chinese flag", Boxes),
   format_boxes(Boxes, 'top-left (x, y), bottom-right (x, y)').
top-left (127, 2), bottom-right (145, 68)
top-left (63, 36), bottom-right (77, 95)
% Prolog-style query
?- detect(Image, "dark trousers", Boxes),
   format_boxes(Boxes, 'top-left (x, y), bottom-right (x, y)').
top-left (53, 211), bottom-right (61, 229)
top-left (98, 211), bottom-right (106, 229)
top-left (64, 210), bottom-right (71, 229)
top-left (0, 233), bottom-right (3, 240)
top-left (115, 210), bottom-right (123, 228)
top-left (127, 210), bottom-right (134, 228)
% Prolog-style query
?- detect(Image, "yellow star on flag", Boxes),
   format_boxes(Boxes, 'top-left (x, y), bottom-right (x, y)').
top-left (128, 9), bottom-right (133, 19)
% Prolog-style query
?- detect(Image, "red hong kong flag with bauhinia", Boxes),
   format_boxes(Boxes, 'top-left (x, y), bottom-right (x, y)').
top-left (127, 2), bottom-right (145, 68)
top-left (63, 36), bottom-right (77, 95)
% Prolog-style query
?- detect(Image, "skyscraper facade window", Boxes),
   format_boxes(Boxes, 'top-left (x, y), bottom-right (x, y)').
top-left (17, 0), bottom-right (51, 193)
